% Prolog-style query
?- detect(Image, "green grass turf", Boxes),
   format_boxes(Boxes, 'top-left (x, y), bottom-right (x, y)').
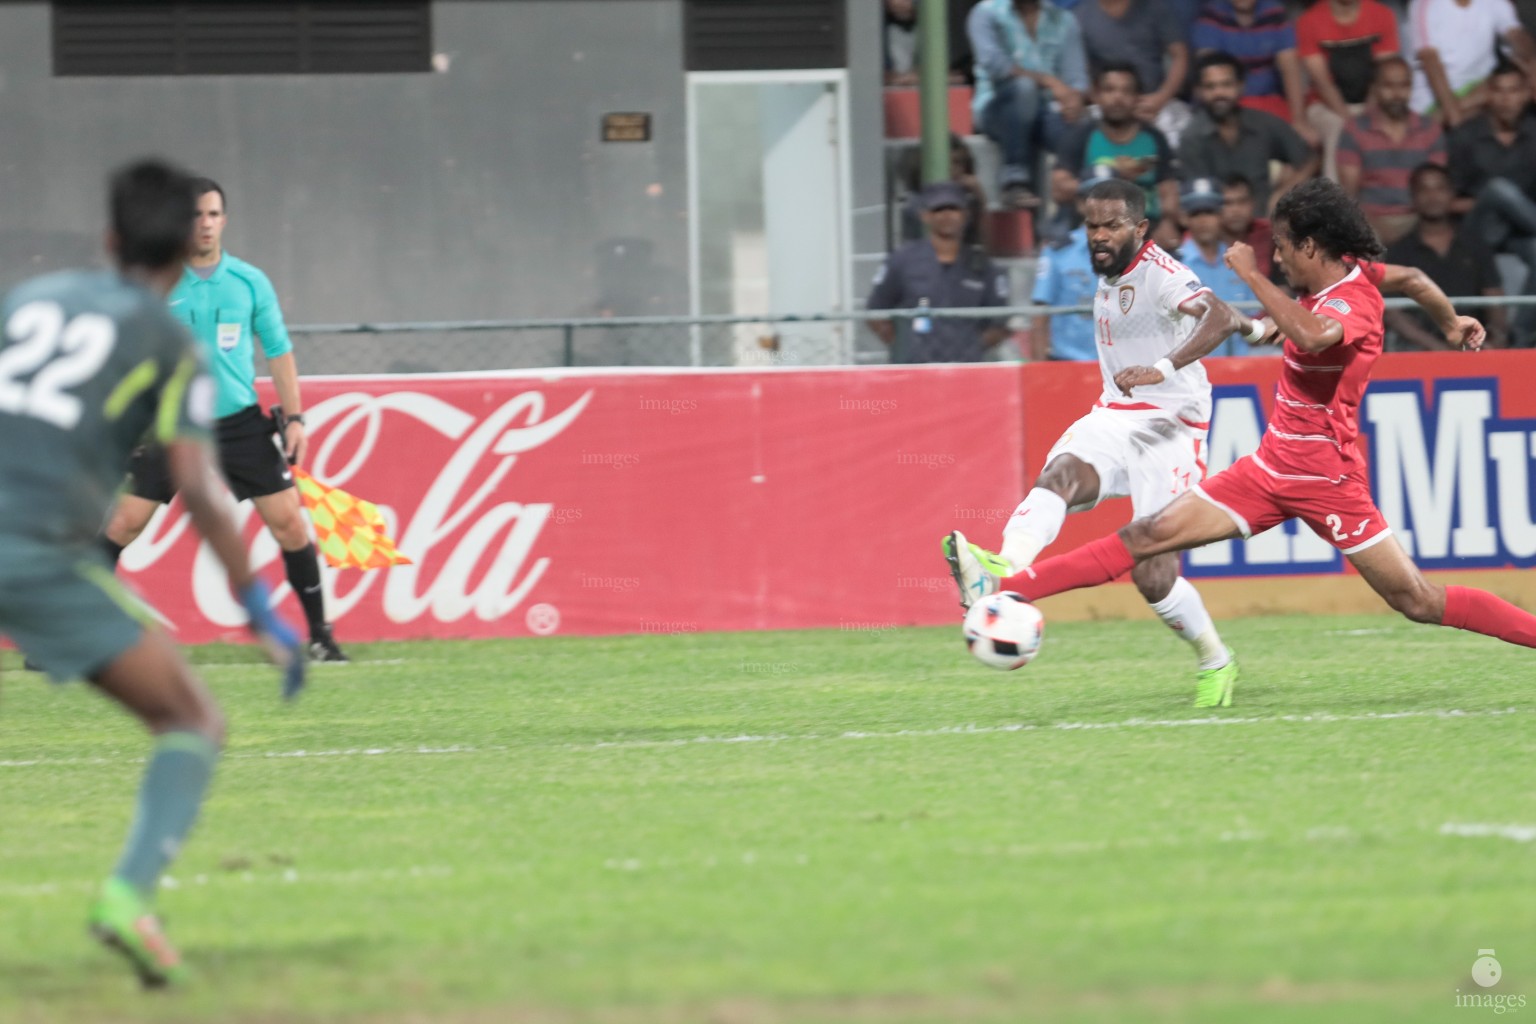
top-left (2, 613), bottom-right (1533, 1023)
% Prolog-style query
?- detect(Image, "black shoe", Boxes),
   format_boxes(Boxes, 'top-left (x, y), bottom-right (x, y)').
top-left (307, 627), bottom-right (349, 663)
top-left (22, 658), bottom-right (42, 672)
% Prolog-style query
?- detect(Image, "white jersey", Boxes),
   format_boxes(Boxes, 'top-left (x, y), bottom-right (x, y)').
top-left (1091, 241), bottom-right (1214, 426)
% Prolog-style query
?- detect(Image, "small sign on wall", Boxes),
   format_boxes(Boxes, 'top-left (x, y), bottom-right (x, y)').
top-left (602, 112), bottom-right (652, 143)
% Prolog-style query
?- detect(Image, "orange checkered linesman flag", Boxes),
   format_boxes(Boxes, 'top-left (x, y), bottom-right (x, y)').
top-left (292, 468), bottom-right (411, 570)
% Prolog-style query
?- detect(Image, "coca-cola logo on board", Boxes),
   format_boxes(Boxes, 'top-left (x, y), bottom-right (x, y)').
top-left (122, 388), bottom-right (593, 630)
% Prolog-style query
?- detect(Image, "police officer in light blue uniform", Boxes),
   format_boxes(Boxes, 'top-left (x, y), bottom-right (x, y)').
top-left (1176, 177), bottom-right (1265, 357)
top-left (866, 181), bottom-right (1012, 362)
top-left (101, 178), bottom-right (347, 662)
top-left (1030, 169), bottom-right (1107, 360)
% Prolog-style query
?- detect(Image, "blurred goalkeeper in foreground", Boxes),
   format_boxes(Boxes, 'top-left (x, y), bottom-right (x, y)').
top-left (0, 158), bottom-right (304, 987)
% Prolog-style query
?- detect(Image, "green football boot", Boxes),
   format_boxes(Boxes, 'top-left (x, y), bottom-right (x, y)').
top-left (942, 530), bottom-right (1010, 609)
top-left (88, 878), bottom-right (189, 988)
top-left (1194, 648), bottom-right (1239, 708)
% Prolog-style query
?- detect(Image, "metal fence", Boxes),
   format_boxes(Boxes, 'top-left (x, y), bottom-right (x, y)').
top-left (284, 296), bottom-right (1531, 375)
top-left (288, 315), bottom-right (870, 374)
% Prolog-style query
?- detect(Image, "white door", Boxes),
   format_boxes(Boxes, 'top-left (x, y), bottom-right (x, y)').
top-left (689, 71), bottom-right (851, 365)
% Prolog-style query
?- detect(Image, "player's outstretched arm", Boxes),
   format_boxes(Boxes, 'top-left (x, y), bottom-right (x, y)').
top-left (1167, 293), bottom-right (1249, 365)
top-left (166, 439), bottom-right (254, 590)
top-left (166, 440), bottom-right (306, 699)
top-left (1374, 263), bottom-right (1486, 350)
top-left (1224, 241), bottom-right (1344, 353)
top-left (1112, 293), bottom-right (1247, 395)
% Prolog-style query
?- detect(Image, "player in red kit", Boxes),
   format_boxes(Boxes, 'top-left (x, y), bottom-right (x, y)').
top-left (949, 178), bottom-right (1536, 696)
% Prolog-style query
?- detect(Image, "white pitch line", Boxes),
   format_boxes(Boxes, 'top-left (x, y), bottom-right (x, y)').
top-left (12, 820), bottom-right (1534, 901)
top-left (254, 744), bottom-right (493, 760)
top-left (575, 706), bottom-right (1524, 751)
top-left (1439, 822), bottom-right (1536, 843)
top-left (0, 745), bottom-right (495, 769)
top-left (0, 707), bottom-right (1521, 770)
top-left (0, 864), bottom-right (454, 900)
top-left (196, 658), bottom-right (411, 670)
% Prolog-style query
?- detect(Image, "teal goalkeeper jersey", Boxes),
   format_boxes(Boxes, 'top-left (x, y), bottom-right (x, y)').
top-left (0, 270), bottom-right (212, 553)
top-left (167, 252), bottom-right (293, 418)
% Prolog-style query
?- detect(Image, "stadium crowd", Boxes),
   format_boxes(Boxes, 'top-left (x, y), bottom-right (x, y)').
top-left (879, 0), bottom-right (1536, 356)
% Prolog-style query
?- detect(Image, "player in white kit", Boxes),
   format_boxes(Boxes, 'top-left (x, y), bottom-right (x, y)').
top-left (945, 178), bottom-right (1264, 707)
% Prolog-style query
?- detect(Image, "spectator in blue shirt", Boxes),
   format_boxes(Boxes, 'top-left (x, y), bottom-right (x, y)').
top-left (969, 0), bottom-right (1090, 207)
top-left (1030, 170), bottom-right (1104, 360)
top-left (1175, 178), bottom-right (1271, 355)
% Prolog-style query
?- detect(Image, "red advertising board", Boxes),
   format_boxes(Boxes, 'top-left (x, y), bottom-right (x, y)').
top-left (1023, 350), bottom-right (1536, 580)
top-left (121, 366), bottom-right (1024, 643)
top-left (119, 352), bottom-right (1536, 642)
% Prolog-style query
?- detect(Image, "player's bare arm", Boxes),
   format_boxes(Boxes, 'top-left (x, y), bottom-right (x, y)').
top-left (267, 351), bottom-right (307, 465)
top-left (166, 439), bottom-right (255, 592)
top-left (1112, 293), bottom-right (1246, 396)
top-left (1224, 241), bottom-right (1344, 353)
top-left (1374, 263), bottom-right (1486, 350)
top-left (166, 435), bottom-right (303, 690)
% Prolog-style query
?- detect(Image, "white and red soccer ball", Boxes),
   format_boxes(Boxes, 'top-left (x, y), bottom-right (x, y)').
top-left (962, 592), bottom-right (1045, 670)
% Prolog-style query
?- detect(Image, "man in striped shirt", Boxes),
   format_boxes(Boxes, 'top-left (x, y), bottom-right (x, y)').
top-left (1337, 56), bottom-right (1446, 244)
top-left (1191, 0), bottom-right (1312, 139)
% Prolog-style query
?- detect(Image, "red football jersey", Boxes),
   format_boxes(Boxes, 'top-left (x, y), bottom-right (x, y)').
top-left (1255, 261), bottom-right (1385, 482)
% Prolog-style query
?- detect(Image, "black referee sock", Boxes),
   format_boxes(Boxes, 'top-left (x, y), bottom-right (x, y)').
top-left (100, 536), bottom-right (124, 569)
top-left (281, 543), bottom-right (328, 637)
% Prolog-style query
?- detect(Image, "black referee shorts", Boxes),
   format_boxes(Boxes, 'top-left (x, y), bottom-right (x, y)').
top-left (126, 405), bottom-right (295, 503)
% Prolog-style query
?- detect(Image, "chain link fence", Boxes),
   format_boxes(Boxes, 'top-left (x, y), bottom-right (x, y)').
top-left (283, 296), bottom-right (1529, 375)
top-left (289, 317), bottom-right (869, 374)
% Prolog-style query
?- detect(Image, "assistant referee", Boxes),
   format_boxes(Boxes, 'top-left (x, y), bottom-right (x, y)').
top-left (101, 178), bottom-right (346, 662)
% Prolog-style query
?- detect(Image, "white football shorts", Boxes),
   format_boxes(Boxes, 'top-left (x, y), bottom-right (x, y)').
top-left (1046, 405), bottom-right (1208, 518)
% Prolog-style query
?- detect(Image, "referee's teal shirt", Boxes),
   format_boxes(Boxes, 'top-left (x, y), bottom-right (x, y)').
top-left (167, 252), bottom-right (293, 418)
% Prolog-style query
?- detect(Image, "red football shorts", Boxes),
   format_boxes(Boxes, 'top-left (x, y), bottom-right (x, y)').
top-left (1192, 454), bottom-right (1394, 554)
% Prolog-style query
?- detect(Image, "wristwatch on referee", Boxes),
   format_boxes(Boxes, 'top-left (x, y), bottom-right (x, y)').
top-left (268, 404), bottom-right (305, 434)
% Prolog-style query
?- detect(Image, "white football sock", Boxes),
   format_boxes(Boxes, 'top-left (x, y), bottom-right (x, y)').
top-left (999, 488), bottom-right (1069, 569)
top-left (1149, 577), bottom-right (1229, 670)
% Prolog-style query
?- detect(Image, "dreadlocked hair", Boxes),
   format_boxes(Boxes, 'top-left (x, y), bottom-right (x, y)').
top-left (1273, 178), bottom-right (1385, 263)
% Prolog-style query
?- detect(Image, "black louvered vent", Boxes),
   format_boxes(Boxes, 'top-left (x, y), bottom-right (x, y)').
top-left (53, 1), bottom-right (431, 76)
top-left (684, 0), bottom-right (845, 72)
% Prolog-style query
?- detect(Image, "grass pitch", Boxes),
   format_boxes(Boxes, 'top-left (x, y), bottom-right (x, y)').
top-left (2, 613), bottom-right (1533, 1023)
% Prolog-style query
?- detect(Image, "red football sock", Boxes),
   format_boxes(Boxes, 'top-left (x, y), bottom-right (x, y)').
top-left (1440, 585), bottom-right (1536, 648)
top-left (1001, 533), bottom-right (1136, 601)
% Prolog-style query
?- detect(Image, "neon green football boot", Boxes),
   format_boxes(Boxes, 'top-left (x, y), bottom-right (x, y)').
top-left (941, 530), bottom-right (1011, 609)
top-left (88, 878), bottom-right (189, 988)
top-left (1194, 648), bottom-right (1239, 708)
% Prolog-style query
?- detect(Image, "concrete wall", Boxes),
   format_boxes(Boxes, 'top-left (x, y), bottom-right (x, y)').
top-left (0, 0), bottom-right (883, 369)
top-left (0, 0), bottom-right (691, 326)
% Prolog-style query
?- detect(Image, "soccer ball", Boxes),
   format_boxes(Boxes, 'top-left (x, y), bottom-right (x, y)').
top-left (962, 592), bottom-right (1045, 670)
